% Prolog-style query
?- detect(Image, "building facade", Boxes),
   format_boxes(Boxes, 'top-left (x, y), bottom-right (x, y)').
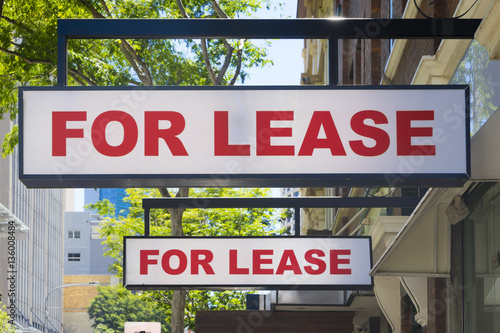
top-left (62, 211), bottom-right (116, 333)
top-left (84, 188), bottom-right (130, 217)
top-left (0, 118), bottom-right (65, 332)
top-left (297, 0), bottom-right (500, 332)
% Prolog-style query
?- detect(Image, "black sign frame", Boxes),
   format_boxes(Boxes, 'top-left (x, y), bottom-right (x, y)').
top-left (18, 18), bottom-right (478, 188)
top-left (123, 235), bottom-right (374, 291)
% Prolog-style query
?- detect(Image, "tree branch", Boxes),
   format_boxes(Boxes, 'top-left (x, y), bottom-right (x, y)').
top-left (216, 40), bottom-right (235, 85)
top-left (77, 0), bottom-right (155, 87)
top-left (176, 188), bottom-right (190, 198)
top-left (119, 40), bottom-right (153, 86)
top-left (76, 0), bottom-right (154, 86)
top-left (200, 39), bottom-right (218, 85)
top-left (0, 47), bottom-right (52, 65)
top-left (230, 47), bottom-right (243, 86)
top-left (68, 72), bottom-right (86, 86)
top-left (99, 0), bottom-right (112, 17)
top-left (210, 0), bottom-right (229, 18)
top-left (75, 0), bottom-right (106, 18)
top-left (158, 188), bottom-right (171, 198)
top-left (0, 15), bottom-right (33, 33)
top-left (0, 42), bottom-right (100, 87)
top-left (68, 68), bottom-right (97, 86)
top-left (176, 0), bottom-right (190, 18)
top-left (0, 0), bottom-right (4, 17)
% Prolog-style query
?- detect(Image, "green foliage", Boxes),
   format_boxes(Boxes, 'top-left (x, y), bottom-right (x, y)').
top-left (0, 0), bottom-right (273, 155)
top-left (1, 124), bottom-right (17, 158)
top-left (88, 285), bottom-right (171, 333)
top-left (95, 187), bottom-right (283, 329)
top-left (0, 302), bottom-right (15, 333)
top-left (85, 198), bottom-right (116, 217)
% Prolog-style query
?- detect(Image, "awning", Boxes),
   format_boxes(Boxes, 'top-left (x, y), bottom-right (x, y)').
top-left (0, 202), bottom-right (29, 234)
top-left (370, 187), bottom-right (464, 277)
top-left (371, 106), bottom-right (500, 277)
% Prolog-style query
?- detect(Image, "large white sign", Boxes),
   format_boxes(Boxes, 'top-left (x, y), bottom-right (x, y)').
top-left (124, 237), bottom-right (372, 289)
top-left (19, 86), bottom-right (469, 187)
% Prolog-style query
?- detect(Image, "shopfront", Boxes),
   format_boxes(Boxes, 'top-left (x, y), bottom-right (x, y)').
top-left (463, 182), bottom-right (500, 332)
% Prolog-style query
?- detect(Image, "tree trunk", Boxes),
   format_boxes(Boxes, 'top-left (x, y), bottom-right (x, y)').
top-left (171, 289), bottom-right (187, 333)
top-left (160, 187), bottom-right (189, 333)
top-left (170, 205), bottom-right (186, 333)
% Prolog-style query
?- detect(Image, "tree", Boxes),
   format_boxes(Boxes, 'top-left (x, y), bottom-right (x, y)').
top-left (0, 302), bottom-right (15, 333)
top-left (88, 285), bottom-right (171, 333)
top-left (2, 1), bottom-right (276, 332)
top-left (0, 0), bottom-right (273, 156)
top-left (89, 187), bottom-right (281, 330)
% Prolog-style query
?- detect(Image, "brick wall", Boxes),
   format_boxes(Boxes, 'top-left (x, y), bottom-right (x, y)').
top-left (392, 39), bottom-right (435, 85)
top-left (341, 0), bottom-right (388, 85)
top-left (63, 275), bottom-right (112, 312)
top-left (400, 295), bottom-right (412, 333)
top-left (427, 278), bottom-right (447, 333)
top-left (196, 311), bottom-right (354, 333)
top-left (392, 0), bottom-right (462, 84)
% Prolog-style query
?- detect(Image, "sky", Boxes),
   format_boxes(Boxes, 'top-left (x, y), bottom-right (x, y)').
top-left (73, 0), bottom-right (303, 211)
top-left (241, 0), bottom-right (304, 85)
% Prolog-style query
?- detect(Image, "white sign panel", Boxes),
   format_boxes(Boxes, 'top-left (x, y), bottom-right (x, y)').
top-left (124, 237), bottom-right (372, 289)
top-left (19, 86), bottom-right (469, 188)
top-left (124, 322), bottom-right (161, 333)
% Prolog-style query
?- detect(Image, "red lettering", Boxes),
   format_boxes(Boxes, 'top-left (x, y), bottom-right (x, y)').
top-left (190, 249), bottom-right (215, 275)
top-left (52, 111), bottom-right (86, 156)
top-left (91, 111), bottom-right (138, 156)
top-left (330, 249), bottom-right (351, 275)
top-left (161, 249), bottom-right (188, 275)
top-left (397, 110), bottom-right (435, 156)
top-left (298, 111), bottom-right (346, 156)
top-left (256, 111), bottom-right (294, 156)
top-left (229, 249), bottom-right (250, 274)
top-left (144, 111), bottom-right (188, 156)
top-left (140, 250), bottom-right (159, 275)
top-left (349, 110), bottom-right (390, 156)
top-left (214, 111), bottom-right (250, 156)
top-left (304, 249), bottom-right (326, 275)
top-left (252, 249), bottom-right (274, 274)
top-left (276, 249), bottom-right (302, 275)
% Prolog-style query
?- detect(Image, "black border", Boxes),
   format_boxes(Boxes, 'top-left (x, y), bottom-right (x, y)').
top-left (19, 85), bottom-right (471, 188)
top-left (122, 235), bottom-right (374, 291)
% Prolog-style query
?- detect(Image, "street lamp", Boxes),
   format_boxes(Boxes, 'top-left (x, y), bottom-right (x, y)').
top-left (44, 281), bottom-right (99, 333)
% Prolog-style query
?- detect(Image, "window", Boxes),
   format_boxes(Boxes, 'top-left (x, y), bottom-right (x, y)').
top-left (68, 230), bottom-right (80, 239)
top-left (68, 253), bottom-right (81, 262)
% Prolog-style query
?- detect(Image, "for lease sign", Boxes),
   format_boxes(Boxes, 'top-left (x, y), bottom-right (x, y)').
top-left (123, 237), bottom-right (372, 289)
top-left (19, 86), bottom-right (469, 188)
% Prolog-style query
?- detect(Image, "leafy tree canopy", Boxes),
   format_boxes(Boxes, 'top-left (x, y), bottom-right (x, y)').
top-left (88, 285), bottom-right (171, 333)
top-left (87, 187), bottom-right (284, 329)
top-left (0, 302), bottom-right (15, 333)
top-left (0, 0), bottom-right (274, 156)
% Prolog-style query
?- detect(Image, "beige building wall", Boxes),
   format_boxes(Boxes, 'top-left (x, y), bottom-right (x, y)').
top-left (62, 275), bottom-right (117, 333)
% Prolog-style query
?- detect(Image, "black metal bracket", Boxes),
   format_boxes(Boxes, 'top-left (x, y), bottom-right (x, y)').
top-left (142, 194), bottom-right (424, 237)
top-left (57, 18), bottom-right (481, 86)
top-left (54, 18), bottom-right (476, 234)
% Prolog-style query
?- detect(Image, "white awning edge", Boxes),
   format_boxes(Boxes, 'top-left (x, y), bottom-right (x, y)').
top-left (0, 202), bottom-right (29, 233)
top-left (370, 185), bottom-right (468, 277)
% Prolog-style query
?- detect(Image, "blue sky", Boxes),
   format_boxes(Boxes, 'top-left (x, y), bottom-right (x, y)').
top-left (242, 0), bottom-right (303, 85)
top-left (73, 1), bottom-right (303, 210)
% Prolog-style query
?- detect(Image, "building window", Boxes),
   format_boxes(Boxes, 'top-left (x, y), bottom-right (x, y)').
top-left (451, 40), bottom-right (500, 135)
top-left (68, 253), bottom-right (81, 262)
top-left (68, 230), bottom-right (80, 239)
top-left (463, 182), bottom-right (500, 333)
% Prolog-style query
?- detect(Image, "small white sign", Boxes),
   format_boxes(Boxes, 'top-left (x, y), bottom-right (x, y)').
top-left (124, 237), bottom-right (372, 289)
top-left (124, 322), bottom-right (161, 333)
